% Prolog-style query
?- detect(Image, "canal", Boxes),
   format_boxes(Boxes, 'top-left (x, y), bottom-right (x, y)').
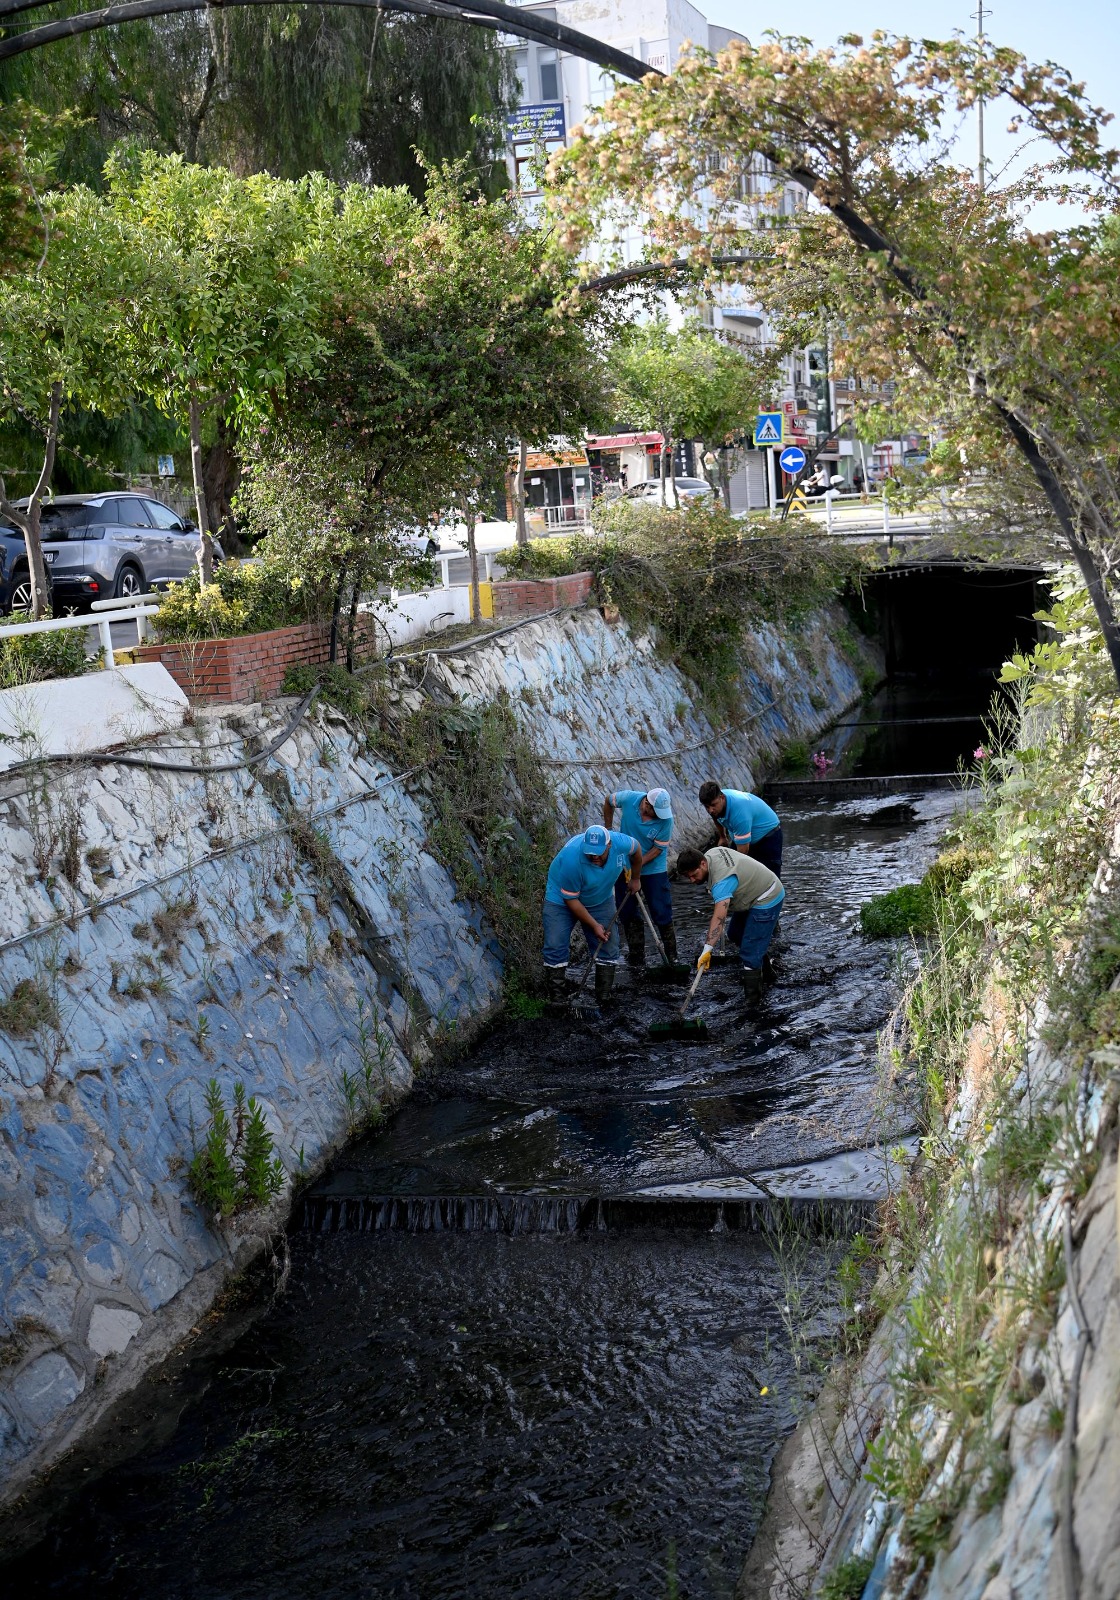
top-left (1, 779), bottom-right (964, 1599)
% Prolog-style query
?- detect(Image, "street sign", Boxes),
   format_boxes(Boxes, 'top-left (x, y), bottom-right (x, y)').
top-left (754, 412), bottom-right (784, 446)
top-left (779, 445), bottom-right (807, 475)
top-left (506, 103), bottom-right (566, 144)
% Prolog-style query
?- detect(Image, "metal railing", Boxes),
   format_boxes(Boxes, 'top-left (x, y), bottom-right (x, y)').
top-left (795, 486), bottom-right (976, 538)
top-left (542, 505), bottom-right (592, 530)
top-left (0, 593), bottom-right (160, 671)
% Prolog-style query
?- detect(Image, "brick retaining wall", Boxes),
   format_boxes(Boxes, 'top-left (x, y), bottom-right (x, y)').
top-left (132, 618), bottom-right (380, 703)
top-left (490, 572), bottom-right (593, 620)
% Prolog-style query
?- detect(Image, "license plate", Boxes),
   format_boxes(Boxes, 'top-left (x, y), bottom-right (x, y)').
top-left (44, 551), bottom-right (56, 562)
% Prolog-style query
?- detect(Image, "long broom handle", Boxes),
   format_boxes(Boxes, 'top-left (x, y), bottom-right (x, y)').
top-left (574, 886), bottom-right (636, 995)
top-left (676, 962), bottom-right (706, 1020)
top-left (633, 886), bottom-right (670, 963)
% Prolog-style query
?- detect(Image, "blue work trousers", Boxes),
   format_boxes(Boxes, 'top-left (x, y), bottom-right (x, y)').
top-left (615, 874), bottom-right (673, 927)
top-left (750, 826), bottom-right (783, 879)
top-left (542, 895), bottom-right (621, 968)
top-left (727, 895), bottom-right (784, 971)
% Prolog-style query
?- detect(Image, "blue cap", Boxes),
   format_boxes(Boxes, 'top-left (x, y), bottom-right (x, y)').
top-left (582, 825), bottom-right (609, 855)
top-left (646, 787), bottom-right (673, 820)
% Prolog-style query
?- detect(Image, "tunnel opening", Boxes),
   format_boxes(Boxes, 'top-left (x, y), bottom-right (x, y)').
top-left (863, 564), bottom-right (1046, 681)
top-left (821, 563), bottom-right (1049, 779)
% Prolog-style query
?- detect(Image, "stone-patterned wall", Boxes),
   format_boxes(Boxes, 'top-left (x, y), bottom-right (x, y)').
top-left (0, 603), bottom-right (875, 1503)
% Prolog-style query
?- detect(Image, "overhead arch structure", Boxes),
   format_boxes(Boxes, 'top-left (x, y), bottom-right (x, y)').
top-left (0, 0), bottom-right (659, 76)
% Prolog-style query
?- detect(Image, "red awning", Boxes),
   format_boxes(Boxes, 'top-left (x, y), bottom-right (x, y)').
top-left (586, 432), bottom-right (664, 450)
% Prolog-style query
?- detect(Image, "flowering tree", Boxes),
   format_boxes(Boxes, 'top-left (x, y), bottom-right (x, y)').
top-left (549, 34), bottom-right (1120, 686)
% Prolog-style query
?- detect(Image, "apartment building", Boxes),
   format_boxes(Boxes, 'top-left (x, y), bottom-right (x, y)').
top-left (504, 1), bottom-right (841, 510)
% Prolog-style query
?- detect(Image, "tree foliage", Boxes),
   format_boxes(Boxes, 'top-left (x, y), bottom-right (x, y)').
top-left (549, 32), bottom-right (1120, 686)
top-left (239, 166), bottom-right (610, 630)
top-left (0, 10), bottom-right (513, 192)
top-left (611, 318), bottom-right (774, 502)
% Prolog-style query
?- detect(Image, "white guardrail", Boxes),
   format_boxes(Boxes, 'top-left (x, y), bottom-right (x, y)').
top-left (0, 593), bottom-right (159, 670)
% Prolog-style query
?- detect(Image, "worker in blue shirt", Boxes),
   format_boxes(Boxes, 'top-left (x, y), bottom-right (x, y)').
top-left (698, 781), bottom-right (783, 877)
top-left (601, 786), bottom-right (676, 967)
top-left (543, 825), bottom-right (643, 1007)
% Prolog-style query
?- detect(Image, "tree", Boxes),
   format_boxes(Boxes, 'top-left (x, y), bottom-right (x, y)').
top-left (0, 13), bottom-right (513, 193)
top-left (101, 151), bottom-right (364, 580)
top-left (611, 320), bottom-right (694, 502)
top-left (677, 332), bottom-right (776, 507)
top-left (549, 34), bottom-right (1120, 687)
top-left (0, 183), bottom-right (139, 615)
top-left (240, 166), bottom-right (609, 636)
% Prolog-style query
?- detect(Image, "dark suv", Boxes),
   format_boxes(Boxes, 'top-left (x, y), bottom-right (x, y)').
top-left (2, 493), bottom-right (210, 614)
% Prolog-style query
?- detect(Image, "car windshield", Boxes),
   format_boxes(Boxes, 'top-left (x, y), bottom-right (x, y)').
top-left (38, 504), bottom-right (89, 540)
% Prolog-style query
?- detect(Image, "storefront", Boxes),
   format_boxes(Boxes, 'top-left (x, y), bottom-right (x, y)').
top-left (506, 447), bottom-right (593, 526)
top-left (585, 431), bottom-right (664, 495)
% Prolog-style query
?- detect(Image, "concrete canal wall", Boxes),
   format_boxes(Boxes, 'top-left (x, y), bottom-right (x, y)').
top-left (739, 816), bottom-right (1120, 1600)
top-left (0, 603), bottom-right (876, 1504)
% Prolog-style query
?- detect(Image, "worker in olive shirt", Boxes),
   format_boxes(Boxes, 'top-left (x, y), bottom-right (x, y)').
top-left (676, 844), bottom-right (785, 1001)
top-left (601, 786), bottom-right (676, 967)
top-left (698, 781), bottom-right (783, 877)
top-left (543, 825), bottom-right (644, 1008)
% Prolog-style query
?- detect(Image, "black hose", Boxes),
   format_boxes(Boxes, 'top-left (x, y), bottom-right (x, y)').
top-left (1, 685), bottom-right (320, 777)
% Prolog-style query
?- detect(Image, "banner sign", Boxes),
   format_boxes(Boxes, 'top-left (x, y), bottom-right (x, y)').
top-left (506, 103), bottom-right (566, 144)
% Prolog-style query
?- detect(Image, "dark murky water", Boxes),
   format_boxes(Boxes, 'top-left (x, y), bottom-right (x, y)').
top-left (1, 791), bottom-right (963, 1599)
top-left (814, 678), bottom-right (996, 778)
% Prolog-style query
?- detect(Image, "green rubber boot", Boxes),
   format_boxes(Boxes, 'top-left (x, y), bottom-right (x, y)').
top-left (742, 965), bottom-right (763, 1002)
top-left (594, 963), bottom-right (618, 1008)
top-left (659, 923), bottom-right (679, 965)
top-left (545, 966), bottom-right (569, 1009)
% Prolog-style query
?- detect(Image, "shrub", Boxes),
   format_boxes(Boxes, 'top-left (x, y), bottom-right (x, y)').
top-left (501, 500), bottom-right (868, 697)
top-left (819, 1555), bottom-right (874, 1600)
top-left (859, 881), bottom-right (936, 938)
top-left (188, 1078), bottom-right (284, 1220)
top-left (0, 612), bottom-right (88, 688)
top-left (153, 561), bottom-right (327, 643)
top-left (0, 976), bottom-right (59, 1036)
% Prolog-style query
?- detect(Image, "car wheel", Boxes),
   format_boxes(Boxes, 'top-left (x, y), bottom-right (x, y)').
top-left (114, 564), bottom-right (144, 600)
top-left (9, 566), bottom-right (33, 612)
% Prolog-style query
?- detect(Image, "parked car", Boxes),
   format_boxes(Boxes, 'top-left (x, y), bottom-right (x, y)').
top-left (3, 493), bottom-right (218, 614)
top-left (624, 477), bottom-right (716, 507)
top-left (0, 516), bottom-right (45, 613)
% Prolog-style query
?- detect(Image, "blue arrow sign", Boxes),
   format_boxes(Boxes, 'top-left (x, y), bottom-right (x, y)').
top-left (754, 411), bottom-right (784, 446)
top-left (779, 445), bottom-right (807, 475)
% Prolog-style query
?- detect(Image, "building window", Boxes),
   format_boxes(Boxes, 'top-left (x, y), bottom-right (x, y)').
top-left (539, 51), bottom-right (559, 101)
top-left (513, 50), bottom-right (529, 101)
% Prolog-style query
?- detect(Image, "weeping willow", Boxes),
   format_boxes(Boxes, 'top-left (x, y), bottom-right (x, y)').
top-left (0, 6), bottom-right (514, 192)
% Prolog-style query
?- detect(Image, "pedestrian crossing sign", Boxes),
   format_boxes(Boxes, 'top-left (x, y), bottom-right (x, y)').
top-left (754, 412), bottom-right (784, 446)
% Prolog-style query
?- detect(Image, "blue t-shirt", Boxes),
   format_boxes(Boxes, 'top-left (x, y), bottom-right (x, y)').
top-left (720, 789), bottom-right (779, 849)
top-left (611, 789), bottom-right (672, 875)
top-left (545, 830), bottom-right (640, 906)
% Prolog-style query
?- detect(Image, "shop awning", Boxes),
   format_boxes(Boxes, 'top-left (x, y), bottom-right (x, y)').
top-left (586, 432), bottom-right (664, 450)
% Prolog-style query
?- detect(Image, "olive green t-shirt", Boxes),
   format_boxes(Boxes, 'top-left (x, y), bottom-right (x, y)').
top-left (703, 846), bottom-right (784, 914)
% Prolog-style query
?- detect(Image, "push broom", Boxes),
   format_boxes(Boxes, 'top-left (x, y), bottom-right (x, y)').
top-left (647, 959), bottom-right (709, 1042)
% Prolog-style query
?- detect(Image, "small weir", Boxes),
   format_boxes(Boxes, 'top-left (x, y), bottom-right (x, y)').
top-left (298, 1190), bottom-right (882, 1239)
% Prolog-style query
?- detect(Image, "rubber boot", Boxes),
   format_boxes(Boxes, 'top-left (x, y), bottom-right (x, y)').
top-left (659, 923), bottom-right (679, 965)
top-left (594, 962), bottom-right (618, 1008)
top-left (622, 916), bottom-right (646, 969)
top-left (545, 966), bottom-right (569, 1009)
top-left (742, 965), bottom-right (763, 1003)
